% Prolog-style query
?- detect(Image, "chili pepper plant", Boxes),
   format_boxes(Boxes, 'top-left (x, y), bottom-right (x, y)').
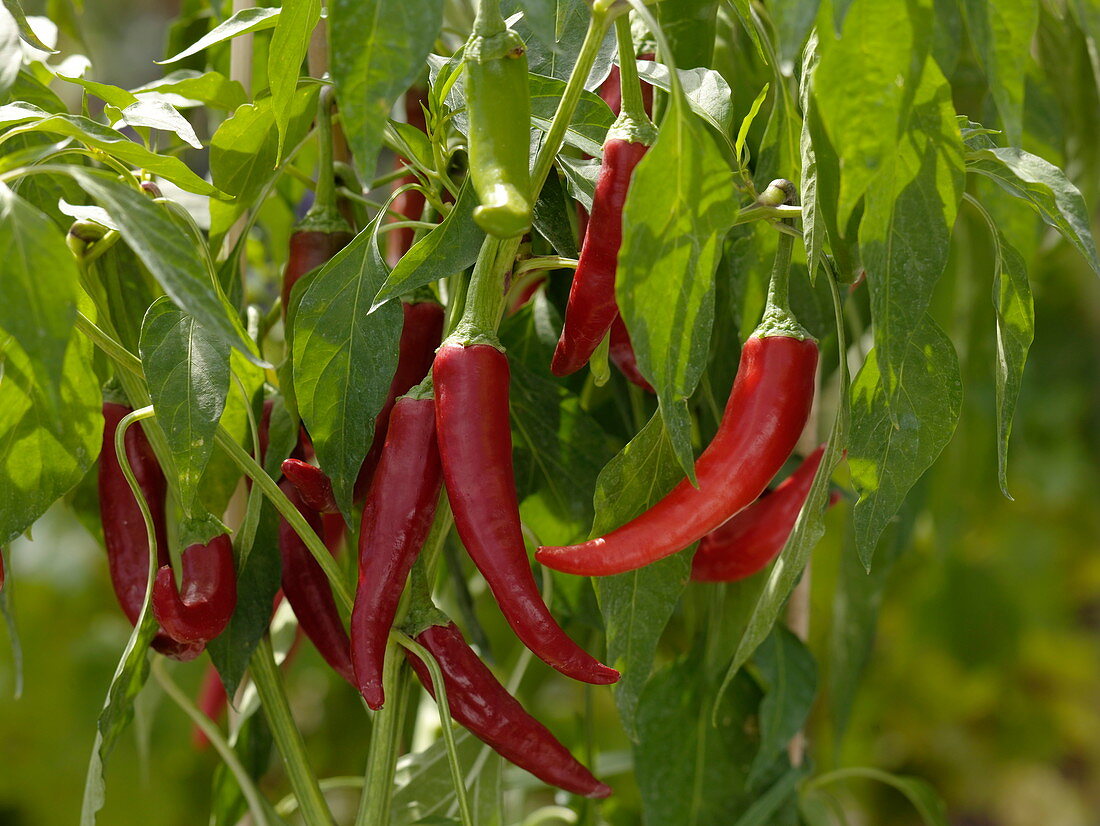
top-left (0, 0), bottom-right (1098, 823)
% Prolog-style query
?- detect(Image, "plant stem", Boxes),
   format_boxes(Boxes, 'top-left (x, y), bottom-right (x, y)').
top-left (310, 88), bottom-right (338, 216)
top-left (450, 235), bottom-right (516, 341)
top-left (614, 16), bottom-right (646, 123)
top-left (765, 232), bottom-right (795, 314)
top-left (152, 659), bottom-right (276, 826)
top-left (251, 636), bottom-right (336, 826)
top-left (355, 645), bottom-right (410, 826)
top-left (472, 0), bottom-right (504, 35)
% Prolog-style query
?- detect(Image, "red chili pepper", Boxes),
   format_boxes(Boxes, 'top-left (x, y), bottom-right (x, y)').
top-left (551, 137), bottom-right (650, 377)
top-left (608, 314), bottom-right (653, 393)
top-left (690, 446), bottom-right (837, 582)
top-left (99, 403), bottom-right (203, 661)
top-left (537, 334), bottom-right (818, 576)
top-left (277, 479), bottom-right (354, 684)
top-left (152, 534), bottom-right (237, 644)
top-left (405, 621), bottom-right (612, 798)
top-left (280, 458), bottom-right (339, 514)
top-left (191, 664), bottom-right (228, 750)
top-left (386, 86), bottom-right (429, 268)
top-left (351, 394), bottom-right (442, 709)
top-left (353, 299), bottom-right (445, 500)
top-left (433, 342), bottom-right (618, 685)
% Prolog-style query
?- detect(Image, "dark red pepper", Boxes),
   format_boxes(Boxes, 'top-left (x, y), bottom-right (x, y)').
top-left (608, 314), bottom-right (653, 393)
top-left (537, 333), bottom-right (818, 576)
top-left (353, 299), bottom-right (445, 500)
top-left (351, 394), bottom-right (443, 709)
top-left (405, 621), bottom-right (612, 798)
top-left (386, 86), bottom-right (429, 268)
top-left (277, 479), bottom-right (354, 684)
top-left (690, 446), bottom-right (837, 582)
top-left (551, 137), bottom-right (650, 377)
top-left (433, 342), bottom-right (618, 685)
top-left (152, 534), bottom-right (237, 644)
top-left (280, 458), bottom-right (339, 514)
top-left (281, 229), bottom-right (354, 316)
top-left (99, 402), bottom-right (203, 661)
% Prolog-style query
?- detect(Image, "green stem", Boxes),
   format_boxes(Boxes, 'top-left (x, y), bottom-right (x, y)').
top-left (311, 87), bottom-right (338, 216)
top-left (450, 235), bottom-right (516, 342)
top-left (513, 255), bottom-right (578, 276)
top-left (529, 5), bottom-right (615, 195)
top-left (472, 0), bottom-right (505, 35)
top-left (355, 646), bottom-right (410, 826)
top-left (765, 232), bottom-right (795, 313)
top-left (251, 636), bottom-right (336, 826)
top-left (614, 16), bottom-right (647, 123)
top-left (152, 659), bottom-right (276, 826)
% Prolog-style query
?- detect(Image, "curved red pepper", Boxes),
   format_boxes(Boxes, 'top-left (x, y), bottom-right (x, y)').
top-left (433, 342), bottom-right (618, 685)
top-left (351, 395), bottom-right (443, 709)
top-left (405, 621), bottom-right (612, 798)
top-left (691, 446), bottom-right (837, 582)
top-left (537, 333), bottom-right (818, 576)
top-left (551, 138), bottom-right (650, 377)
top-left (281, 229), bottom-right (355, 317)
top-left (386, 87), bottom-right (429, 267)
top-left (99, 403), bottom-right (203, 661)
top-left (152, 534), bottom-right (237, 644)
top-left (280, 458), bottom-right (339, 514)
top-left (353, 299), bottom-right (445, 500)
top-left (277, 479), bottom-right (354, 684)
top-left (608, 314), bottom-right (654, 393)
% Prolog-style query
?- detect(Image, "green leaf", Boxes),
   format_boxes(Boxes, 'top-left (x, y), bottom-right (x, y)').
top-left (813, 0), bottom-right (929, 228)
top-left (372, 176), bottom-right (484, 308)
top-left (849, 314), bottom-right (962, 564)
top-left (114, 98), bottom-right (202, 149)
top-left (269, 0), bottom-right (319, 158)
top-left (1, 0), bottom-right (54, 52)
top-left (0, 106), bottom-right (219, 195)
top-left (618, 92), bottom-right (738, 478)
top-left (809, 767), bottom-right (948, 826)
top-left (656, 0), bottom-right (719, 68)
top-left (208, 85), bottom-right (319, 243)
top-left (68, 169), bottom-right (260, 366)
top-left (391, 731), bottom-right (482, 824)
top-left (513, 0), bottom-right (617, 84)
top-left (529, 72), bottom-right (617, 156)
top-left (470, 752), bottom-right (503, 826)
top-left (799, 33), bottom-right (824, 281)
top-left (331, 0), bottom-right (443, 181)
top-left (0, 561), bottom-right (22, 698)
top-left (0, 183), bottom-right (79, 414)
top-left (770, 0), bottom-right (820, 74)
top-left (0, 5), bottom-right (21, 99)
top-left (139, 297), bottom-right (231, 515)
top-left (0, 324), bottom-right (100, 545)
top-left (294, 220), bottom-right (403, 516)
top-left (968, 145), bottom-right (1100, 276)
top-left (159, 6), bottom-right (281, 64)
top-left (636, 60), bottom-right (733, 135)
top-left (132, 70), bottom-right (247, 111)
top-left (634, 655), bottom-right (760, 824)
top-left (592, 413), bottom-right (691, 740)
top-left (747, 627), bottom-right (817, 786)
top-left (734, 765), bottom-right (812, 826)
top-left (860, 57), bottom-right (963, 400)
top-left (959, 0), bottom-right (1037, 146)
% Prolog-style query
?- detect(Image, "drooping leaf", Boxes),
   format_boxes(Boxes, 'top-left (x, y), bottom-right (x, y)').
top-left (294, 220), bottom-right (403, 516)
top-left (636, 61), bottom-right (734, 136)
top-left (159, 6), bottom-right (281, 64)
top-left (330, 0), bottom-right (443, 182)
top-left (618, 90), bottom-right (738, 478)
top-left (593, 413), bottom-right (692, 740)
top-left (849, 314), bottom-right (962, 564)
top-left (269, 0), bottom-right (320, 158)
top-left (1, 0), bottom-right (54, 52)
top-left (114, 98), bottom-right (202, 149)
top-left (132, 70), bottom-right (247, 111)
top-left (139, 297), bottom-right (231, 515)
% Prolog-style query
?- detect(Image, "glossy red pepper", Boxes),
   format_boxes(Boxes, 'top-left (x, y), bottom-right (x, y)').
top-left (99, 402), bottom-right (203, 661)
top-left (537, 333), bottom-right (818, 576)
top-left (551, 137), bottom-right (650, 377)
top-left (691, 446), bottom-right (836, 582)
top-left (353, 299), bottom-right (445, 500)
top-left (386, 87), bottom-right (429, 267)
top-left (351, 395), bottom-right (442, 709)
top-left (405, 621), bottom-right (612, 798)
top-left (608, 314), bottom-right (653, 393)
top-left (152, 534), bottom-right (237, 644)
top-left (277, 479), bottom-right (354, 684)
top-left (433, 342), bottom-right (618, 685)
top-left (280, 458), bottom-right (339, 514)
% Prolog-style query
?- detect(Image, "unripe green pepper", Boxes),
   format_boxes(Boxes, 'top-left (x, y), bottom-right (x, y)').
top-left (463, 4), bottom-right (532, 239)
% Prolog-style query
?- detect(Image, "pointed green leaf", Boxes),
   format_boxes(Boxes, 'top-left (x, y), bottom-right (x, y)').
top-left (159, 6), bottom-right (281, 65)
top-left (269, 0), bottom-right (320, 158)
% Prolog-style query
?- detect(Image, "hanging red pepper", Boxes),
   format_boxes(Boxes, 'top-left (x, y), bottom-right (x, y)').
top-left (551, 21), bottom-right (657, 377)
top-left (280, 458), bottom-right (339, 514)
top-left (281, 88), bottom-right (354, 318)
top-left (386, 86), bottom-right (429, 268)
top-left (351, 391), bottom-right (443, 709)
top-left (608, 315), bottom-right (654, 393)
top-left (278, 479), bottom-right (354, 684)
top-left (537, 190), bottom-right (818, 577)
top-left (433, 341), bottom-right (618, 685)
top-left (152, 534), bottom-right (237, 644)
top-left (690, 447), bottom-right (837, 582)
top-left (99, 402), bottom-right (203, 661)
top-left (405, 619), bottom-right (612, 798)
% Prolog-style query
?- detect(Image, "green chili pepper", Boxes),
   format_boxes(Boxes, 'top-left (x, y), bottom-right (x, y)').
top-left (463, 0), bottom-right (532, 239)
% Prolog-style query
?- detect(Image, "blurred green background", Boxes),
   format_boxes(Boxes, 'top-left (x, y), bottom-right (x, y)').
top-left (3, 2), bottom-right (1100, 825)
